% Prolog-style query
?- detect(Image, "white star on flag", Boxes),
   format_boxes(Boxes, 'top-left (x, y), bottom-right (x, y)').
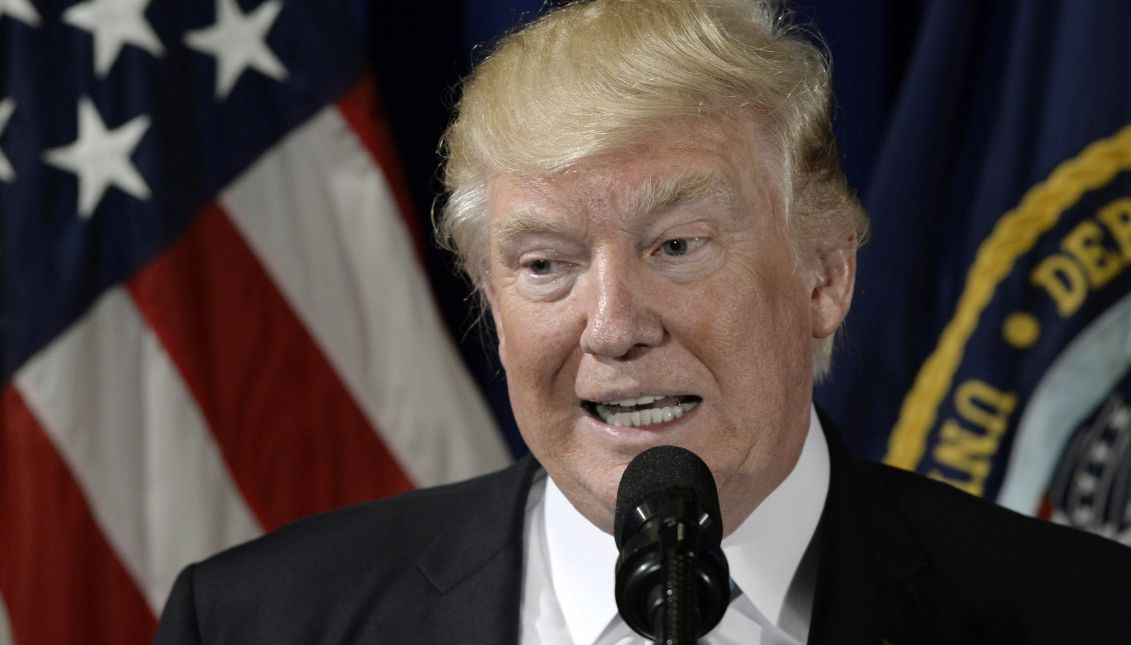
top-left (42, 98), bottom-right (153, 219)
top-left (0, 0), bottom-right (41, 27)
top-left (0, 98), bottom-right (14, 182)
top-left (184, 0), bottom-right (287, 100)
top-left (63, 0), bottom-right (165, 77)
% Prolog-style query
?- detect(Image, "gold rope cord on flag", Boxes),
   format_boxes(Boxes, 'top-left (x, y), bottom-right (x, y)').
top-left (885, 124), bottom-right (1131, 471)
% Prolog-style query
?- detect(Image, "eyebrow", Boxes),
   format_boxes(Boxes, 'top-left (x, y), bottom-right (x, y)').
top-left (492, 209), bottom-right (573, 251)
top-left (629, 171), bottom-right (738, 218)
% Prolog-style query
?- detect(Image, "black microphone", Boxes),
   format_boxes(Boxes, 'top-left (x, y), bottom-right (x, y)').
top-left (614, 446), bottom-right (730, 644)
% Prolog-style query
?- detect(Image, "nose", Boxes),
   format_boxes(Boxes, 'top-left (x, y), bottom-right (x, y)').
top-left (578, 257), bottom-right (664, 358)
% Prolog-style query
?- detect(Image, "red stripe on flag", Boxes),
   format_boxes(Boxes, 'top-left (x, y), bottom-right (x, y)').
top-left (127, 204), bottom-right (414, 531)
top-left (335, 76), bottom-right (427, 260)
top-left (1037, 494), bottom-right (1053, 521)
top-left (0, 385), bottom-right (157, 644)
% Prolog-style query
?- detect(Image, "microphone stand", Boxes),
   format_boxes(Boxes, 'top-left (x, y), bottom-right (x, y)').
top-left (652, 512), bottom-right (695, 645)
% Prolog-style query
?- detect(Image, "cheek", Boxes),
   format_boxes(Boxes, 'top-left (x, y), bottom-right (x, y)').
top-left (680, 263), bottom-right (812, 390)
top-left (497, 298), bottom-right (584, 388)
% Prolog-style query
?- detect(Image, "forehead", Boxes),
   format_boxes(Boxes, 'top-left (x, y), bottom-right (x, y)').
top-left (485, 120), bottom-right (784, 233)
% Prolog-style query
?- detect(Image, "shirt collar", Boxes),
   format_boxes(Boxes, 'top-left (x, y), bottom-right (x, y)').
top-left (543, 470), bottom-right (619, 645)
top-left (542, 405), bottom-right (830, 644)
top-left (722, 404), bottom-right (830, 629)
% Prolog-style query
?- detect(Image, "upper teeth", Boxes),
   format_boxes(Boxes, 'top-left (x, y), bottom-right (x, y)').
top-left (594, 399), bottom-right (697, 428)
top-left (607, 395), bottom-right (661, 406)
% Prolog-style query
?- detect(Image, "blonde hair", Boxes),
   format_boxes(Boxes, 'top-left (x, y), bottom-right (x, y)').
top-left (437, 0), bottom-right (868, 380)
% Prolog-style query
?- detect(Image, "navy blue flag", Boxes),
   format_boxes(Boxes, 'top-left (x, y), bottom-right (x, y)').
top-left (817, 0), bottom-right (1131, 543)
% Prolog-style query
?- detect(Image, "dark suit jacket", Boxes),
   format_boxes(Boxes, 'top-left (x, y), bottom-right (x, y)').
top-left (154, 422), bottom-right (1131, 644)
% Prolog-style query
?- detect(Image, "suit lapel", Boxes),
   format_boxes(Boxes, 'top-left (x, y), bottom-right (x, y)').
top-left (808, 412), bottom-right (942, 645)
top-left (413, 456), bottom-right (540, 644)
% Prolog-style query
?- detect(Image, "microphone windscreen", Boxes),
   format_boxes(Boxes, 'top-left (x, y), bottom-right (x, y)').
top-left (614, 445), bottom-right (721, 549)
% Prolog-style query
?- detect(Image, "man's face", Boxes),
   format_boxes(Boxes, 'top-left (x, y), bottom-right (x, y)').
top-left (484, 123), bottom-right (853, 535)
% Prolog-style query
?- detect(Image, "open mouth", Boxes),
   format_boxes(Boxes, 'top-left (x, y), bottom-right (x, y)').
top-left (584, 394), bottom-right (701, 428)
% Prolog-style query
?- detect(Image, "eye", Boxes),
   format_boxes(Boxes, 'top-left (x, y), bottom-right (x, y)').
top-left (514, 254), bottom-right (577, 301)
top-left (660, 237), bottom-right (687, 254)
top-left (526, 258), bottom-right (555, 275)
top-left (655, 237), bottom-right (705, 258)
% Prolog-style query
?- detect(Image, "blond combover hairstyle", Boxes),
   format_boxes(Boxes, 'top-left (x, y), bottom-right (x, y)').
top-left (437, 0), bottom-right (868, 380)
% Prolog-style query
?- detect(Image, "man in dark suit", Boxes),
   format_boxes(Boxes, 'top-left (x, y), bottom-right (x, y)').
top-left (154, 0), bottom-right (1131, 643)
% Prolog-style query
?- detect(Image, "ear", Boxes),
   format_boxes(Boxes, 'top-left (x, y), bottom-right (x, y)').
top-left (809, 236), bottom-right (857, 339)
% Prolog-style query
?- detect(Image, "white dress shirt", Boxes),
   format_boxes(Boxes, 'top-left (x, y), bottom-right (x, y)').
top-left (520, 406), bottom-right (831, 645)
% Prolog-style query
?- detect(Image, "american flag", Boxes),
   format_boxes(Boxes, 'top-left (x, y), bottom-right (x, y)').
top-left (0, 1), bottom-right (510, 642)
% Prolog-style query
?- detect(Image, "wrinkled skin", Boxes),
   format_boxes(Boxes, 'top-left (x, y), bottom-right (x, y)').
top-left (484, 122), bottom-right (855, 536)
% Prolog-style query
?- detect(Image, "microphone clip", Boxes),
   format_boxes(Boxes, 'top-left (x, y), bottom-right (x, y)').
top-left (614, 490), bottom-right (730, 644)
